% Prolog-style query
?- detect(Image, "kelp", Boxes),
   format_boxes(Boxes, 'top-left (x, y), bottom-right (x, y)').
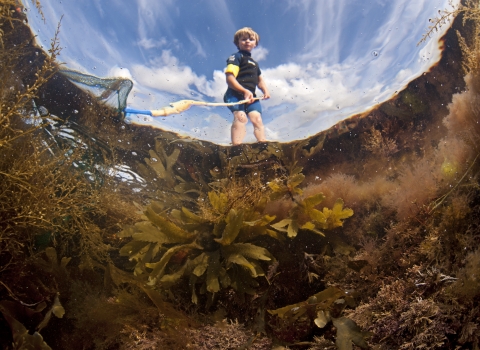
top-left (136, 136), bottom-right (215, 209)
top-left (271, 196), bottom-right (353, 238)
top-left (119, 183), bottom-right (279, 303)
top-left (144, 147), bottom-right (180, 188)
top-left (120, 134), bottom-right (355, 310)
top-left (269, 164), bottom-right (354, 238)
top-left (268, 164), bottom-right (305, 200)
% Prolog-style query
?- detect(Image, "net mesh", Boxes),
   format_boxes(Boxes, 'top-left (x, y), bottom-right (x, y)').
top-left (60, 69), bottom-right (133, 111)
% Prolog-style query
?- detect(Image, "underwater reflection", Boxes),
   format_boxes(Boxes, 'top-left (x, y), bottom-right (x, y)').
top-left (24, 0), bottom-right (459, 144)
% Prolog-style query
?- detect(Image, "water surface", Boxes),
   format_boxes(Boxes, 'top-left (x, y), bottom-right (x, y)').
top-left (24, 0), bottom-right (459, 144)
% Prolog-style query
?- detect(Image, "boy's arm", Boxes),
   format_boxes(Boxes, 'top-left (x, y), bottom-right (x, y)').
top-left (258, 75), bottom-right (270, 99)
top-left (226, 73), bottom-right (254, 102)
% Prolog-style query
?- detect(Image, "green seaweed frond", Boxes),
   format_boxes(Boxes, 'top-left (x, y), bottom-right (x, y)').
top-left (143, 147), bottom-right (180, 188)
top-left (119, 184), bottom-right (278, 303)
top-left (268, 164), bottom-right (305, 200)
top-left (271, 195), bottom-right (354, 238)
top-left (307, 198), bottom-right (354, 231)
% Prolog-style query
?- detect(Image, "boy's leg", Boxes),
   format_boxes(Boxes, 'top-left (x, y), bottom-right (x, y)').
top-left (231, 111), bottom-right (248, 145)
top-left (247, 111), bottom-right (266, 142)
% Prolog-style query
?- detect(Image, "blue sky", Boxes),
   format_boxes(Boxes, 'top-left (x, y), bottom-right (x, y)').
top-left (25, 0), bottom-right (459, 144)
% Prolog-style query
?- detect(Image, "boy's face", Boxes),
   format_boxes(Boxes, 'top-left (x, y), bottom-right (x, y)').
top-left (238, 35), bottom-right (257, 52)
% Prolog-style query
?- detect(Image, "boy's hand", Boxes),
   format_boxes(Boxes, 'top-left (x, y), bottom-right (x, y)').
top-left (243, 90), bottom-right (254, 104)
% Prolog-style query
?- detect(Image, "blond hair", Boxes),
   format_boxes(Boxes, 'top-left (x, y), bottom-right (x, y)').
top-left (233, 27), bottom-right (260, 48)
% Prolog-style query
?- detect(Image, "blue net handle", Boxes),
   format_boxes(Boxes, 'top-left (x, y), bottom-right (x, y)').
top-left (124, 108), bottom-right (152, 116)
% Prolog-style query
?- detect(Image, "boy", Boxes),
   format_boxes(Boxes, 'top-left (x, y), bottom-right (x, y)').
top-left (224, 27), bottom-right (270, 145)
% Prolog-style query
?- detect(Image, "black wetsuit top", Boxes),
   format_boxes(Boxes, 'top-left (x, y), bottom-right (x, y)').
top-left (225, 50), bottom-right (262, 96)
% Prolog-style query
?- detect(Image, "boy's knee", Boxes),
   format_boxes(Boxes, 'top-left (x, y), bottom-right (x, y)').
top-left (248, 112), bottom-right (263, 125)
top-left (234, 112), bottom-right (248, 124)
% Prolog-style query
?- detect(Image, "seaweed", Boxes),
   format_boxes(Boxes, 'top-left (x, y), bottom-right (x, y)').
top-left (119, 177), bottom-right (279, 304)
top-left (269, 165), bottom-right (354, 238)
top-left (64, 263), bottom-right (193, 349)
top-left (0, 249), bottom-right (67, 350)
top-left (267, 286), bottom-right (369, 348)
top-left (0, 301), bottom-right (52, 350)
top-left (2, 0), bottom-right (480, 348)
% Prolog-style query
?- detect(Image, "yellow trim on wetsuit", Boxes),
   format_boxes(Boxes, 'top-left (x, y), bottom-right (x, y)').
top-left (225, 64), bottom-right (239, 77)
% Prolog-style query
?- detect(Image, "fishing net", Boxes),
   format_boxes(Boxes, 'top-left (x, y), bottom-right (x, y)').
top-left (60, 68), bottom-right (261, 117)
top-left (60, 68), bottom-right (133, 112)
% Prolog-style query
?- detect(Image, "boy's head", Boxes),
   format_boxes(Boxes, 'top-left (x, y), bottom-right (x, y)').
top-left (233, 27), bottom-right (260, 49)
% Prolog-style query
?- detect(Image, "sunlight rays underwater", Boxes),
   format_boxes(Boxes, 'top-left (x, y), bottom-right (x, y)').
top-left (25, 0), bottom-right (459, 144)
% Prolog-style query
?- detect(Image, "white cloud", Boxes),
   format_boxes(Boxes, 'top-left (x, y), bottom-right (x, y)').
top-left (93, 0), bottom-right (105, 18)
top-left (138, 37), bottom-right (167, 50)
top-left (108, 66), bottom-right (134, 80)
top-left (252, 46), bottom-right (269, 61)
top-left (132, 50), bottom-right (207, 96)
top-left (136, 0), bottom-right (175, 32)
top-left (136, 0), bottom-right (176, 59)
top-left (187, 32), bottom-right (207, 58)
top-left (205, 0), bottom-right (236, 35)
top-left (201, 70), bottom-right (228, 101)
